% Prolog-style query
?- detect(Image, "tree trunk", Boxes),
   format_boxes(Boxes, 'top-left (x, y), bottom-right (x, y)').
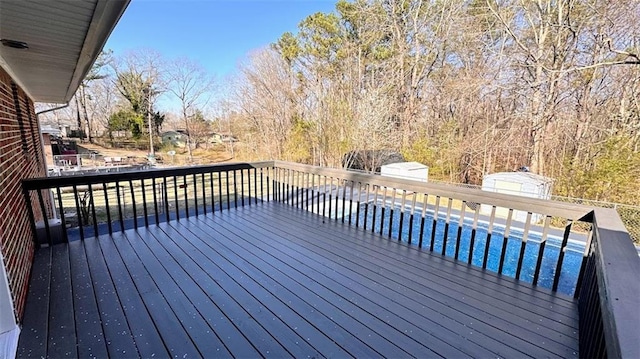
top-left (80, 86), bottom-right (93, 143)
top-left (181, 105), bottom-right (194, 162)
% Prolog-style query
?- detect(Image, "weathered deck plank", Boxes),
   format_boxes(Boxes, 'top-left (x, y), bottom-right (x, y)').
top-left (18, 201), bottom-right (579, 358)
top-left (46, 244), bottom-right (76, 358)
top-left (242, 205), bottom-right (579, 355)
top-left (212, 206), bottom-right (577, 358)
top-left (82, 236), bottom-right (139, 357)
top-left (16, 247), bottom-right (51, 358)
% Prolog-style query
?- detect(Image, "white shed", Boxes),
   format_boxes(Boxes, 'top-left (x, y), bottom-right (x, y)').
top-left (381, 162), bottom-right (429, 182)
top-left (480, 172), bottom-right (553, 223)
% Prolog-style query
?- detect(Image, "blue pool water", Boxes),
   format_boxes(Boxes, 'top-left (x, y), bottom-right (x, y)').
top-left (338, 203), bottom-right (585, 296)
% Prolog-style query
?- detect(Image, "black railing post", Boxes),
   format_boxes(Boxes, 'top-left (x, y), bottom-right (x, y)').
top-left (115, 182), bottom-right (124, 232)
top-left (430, 196), bottom-right (440, 252)
top-left (515, 212), bottom-right (533, 280)
top-left (454, 202), bottom-right (466, 260)
top-left (442, 199), bottom-right (453, 256)
top-left (140, 180), bottom-right (149, 227)
top-left (193, 173), bottom-right (199, 216)
top-left (22, 187), bottom-right (39, 246)
top-left (36, 189), bottom-right (51, 245)
top-left (173, 175), bottom-right (180, 220)
top-left (533, 215), bottom-right (551, 286)
top-left (88, 184), bottom-right (98, 237)
top-left (183, 175), bottom-right (189, 218)
top-left (57, 187), bottom-right (69, 242)
top-left (129, 180), bottom-right (137, 228)
top-left (152, 179), bottom-right (159, 225)
top-left (552, 220), bottom-right (573, 291)
top-left (73, 184), bottom-right (85, 240)
top-left (201, 173), bottom-right (207, 215)
top-left (498, 209), bottom-right (513, 275)
top-left (482, 206), bottom-right (496, 269)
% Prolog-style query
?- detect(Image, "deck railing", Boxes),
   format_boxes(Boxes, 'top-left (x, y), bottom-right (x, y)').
top-left (22, 160), bottom-right (639, 358)
top-left (272, 161), bottom-right (594, 294)
top-left (23, 162), bottom-right (273, 245)
top-left (269, 161), bottom-right (639, 358)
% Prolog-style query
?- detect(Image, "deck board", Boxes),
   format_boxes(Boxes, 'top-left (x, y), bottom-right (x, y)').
top-left (47, 244), bottom-right (76, 358)
top-left (82, 236), bottom-right (139, 357)
top-left (18, 201), bottom-right (580, 358)
top-left (133, 228), bottom-right (262, 358)
top-left (110, 231), bottom-right (202, 358)
top-left (167, 219), bottom-right (409, 357)
top-left (121, 230), bottom-right (233, 357)
top-left (279, 204), bottom-right (579, 314)
top-left (94, 234), bottom-right (168, 358)
top-left (241, 205), bottom-right (579, 354)
top-left (16, 247), bottom-right (51, 358)
top-left (142, 226), bottom-right (291, 358)
top-left (68, 240), bottom-right (108, 358)
top-left (188, 213), bottom-right (472, 357)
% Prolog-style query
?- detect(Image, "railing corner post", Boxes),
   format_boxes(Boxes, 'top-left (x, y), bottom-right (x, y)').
top-left (22, 185), bottom-right (39, 248)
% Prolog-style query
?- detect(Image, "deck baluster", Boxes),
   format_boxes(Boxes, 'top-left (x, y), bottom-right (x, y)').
top-left (552, 219), bottom-right (574, 291)
top-left (129, 180), bottom-right (137, 227)
top-left (152, 179), bottom-right (159, 225)
top-left (193, 174), bottom-right (199, 215)
top-left (533, 215), bottom-right (552, 285)
top-left (468, 205), bottom-right (481, 264)
top-left (418, 194), bottom-right (428, 248)
top-left (88, 184), bottom-right (98, 236)
top-left (442, 199), bottom-right (453, 255)
top-left (455, 202), bottom-right (466, 260)
top-left (371, 186), bottom-right (379, 233)
top-left (37, 189), bottom-right (51, 243)
top-left (482, 206), bottom-right (497, 269)
top-left (498, 209), bottom-right (514, 274)
top-left (515, 212), bottom-right (533, 280)
top-left (398, 191), bottom-right (407, 242)
top-left (408, 192), bottom-right (417, 245)
top-left (201, 173), bottom-right (207, 215)
top-left (73, 184), bottom-right (85, 240)
top-left (430, 196), bottom-right (441, 251)
top-left (380, 187), bottom-right (387, 236)
top-left (388, 189), bottom-right (396, 239)
top-left (59, 187), bottom-right (70, 241)
top-left (140, 180), bottom-right (148, 227)
top-left (173, 176), bottom-right (179, 220)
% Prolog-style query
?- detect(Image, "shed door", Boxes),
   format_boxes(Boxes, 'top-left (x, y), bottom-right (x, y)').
top-left (494, 180), bottom-right (523, 218)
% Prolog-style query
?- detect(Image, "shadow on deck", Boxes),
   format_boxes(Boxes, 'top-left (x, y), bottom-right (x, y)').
top-left (18, 201), bottom-right (579, 358)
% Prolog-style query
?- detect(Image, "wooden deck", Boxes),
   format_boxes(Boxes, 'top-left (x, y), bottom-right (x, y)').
top-left (17, 201), bottom-right (579, 358)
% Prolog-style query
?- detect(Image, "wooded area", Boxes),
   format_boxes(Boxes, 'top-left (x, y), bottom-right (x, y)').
top-left (40, 0), bottom-right (640, 206)
top-left (230, 0), bottom-right (639, 205)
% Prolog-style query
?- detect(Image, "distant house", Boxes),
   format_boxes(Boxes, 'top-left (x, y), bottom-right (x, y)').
top-left (40, 126), bottom-right (62, 145)
top-left (161, 131), bottom-right (187, 147)
top-left (40, 126), bottom-right (62, 165)
top-left (209, 132), bottom-right (238, 144)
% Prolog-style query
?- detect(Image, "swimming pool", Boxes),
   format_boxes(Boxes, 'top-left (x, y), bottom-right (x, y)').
top-left (333, 201), bottom-right (586, 296)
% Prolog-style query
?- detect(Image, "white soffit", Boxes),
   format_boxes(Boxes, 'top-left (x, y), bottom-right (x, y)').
top-left (0, 0), bottom-right (130, 103)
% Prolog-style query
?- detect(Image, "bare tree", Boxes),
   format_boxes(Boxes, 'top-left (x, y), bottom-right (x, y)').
top-left (166, 57), bottom-right (215, 161)
top-left (112, 49), bottom-right (167, 148)
top-left (232, 48), bottom-right (300, 160)
top-left (486, 0), bottom-right (640, 175)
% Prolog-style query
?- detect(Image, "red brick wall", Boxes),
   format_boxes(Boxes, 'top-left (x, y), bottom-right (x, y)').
top-left (0, 66), bottom-right (47, 321)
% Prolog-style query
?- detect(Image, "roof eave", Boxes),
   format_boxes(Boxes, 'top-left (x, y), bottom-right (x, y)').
top-left (62, 0), bottom-right (130, 103)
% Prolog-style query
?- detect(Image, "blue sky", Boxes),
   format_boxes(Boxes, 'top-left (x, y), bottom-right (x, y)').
top-left (106, 0), bottom-right (336, 77)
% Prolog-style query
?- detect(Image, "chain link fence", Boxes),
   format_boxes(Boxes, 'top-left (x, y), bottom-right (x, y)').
top-left (428, 179), bottom-right (640, 244)
top-left (344, 171), bottom-right (639, 244)
top-left (550, 196), bottom-right (640, 244)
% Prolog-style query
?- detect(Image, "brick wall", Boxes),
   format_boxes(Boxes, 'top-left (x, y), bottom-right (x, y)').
top-left (0, 66), bottom-right (47, 321)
